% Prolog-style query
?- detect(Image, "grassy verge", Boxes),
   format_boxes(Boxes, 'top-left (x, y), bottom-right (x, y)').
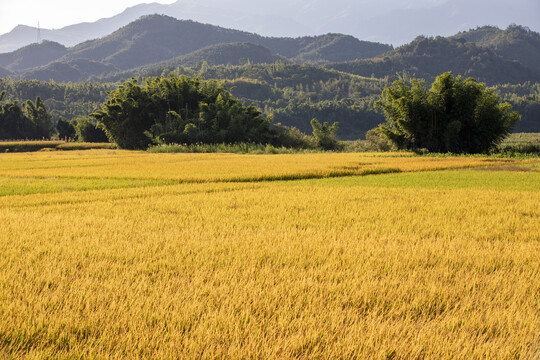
top-left (0, 141), bottom-right (115, 152)
top-left (147, 142), bottom-right (319, 154)
top-left (497, 132), bottom-right (540, 155)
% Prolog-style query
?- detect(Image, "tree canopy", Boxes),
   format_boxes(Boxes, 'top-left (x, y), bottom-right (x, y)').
top-left (92, 75), bottom-right (273, 149)
top-left (375, 72), bottom-right (520, 153)
top-left (0, 91), bottom-right (52, 140)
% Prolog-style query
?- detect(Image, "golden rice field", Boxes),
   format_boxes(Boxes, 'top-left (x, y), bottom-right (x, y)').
top-left (0, 150), bottom-right (539, 359)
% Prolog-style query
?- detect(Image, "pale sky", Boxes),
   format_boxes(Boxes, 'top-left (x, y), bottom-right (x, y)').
top-left (0, 0), bottom-right (175, 35)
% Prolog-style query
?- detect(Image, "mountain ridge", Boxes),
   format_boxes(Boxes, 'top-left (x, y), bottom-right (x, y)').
top-left (0, 15), bottom-right (538, 88)
top-left (0, 15), bottom-right (393, 82)
top-left (1, 0), bottom-right (538, 53)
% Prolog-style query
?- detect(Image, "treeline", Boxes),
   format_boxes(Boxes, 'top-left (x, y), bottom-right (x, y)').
top-left (0, 79), bottom-right (111, 141)
top-left (0, 91), bottom-right (52, 140)
top-left (0, 78), bottom-right (114, 121)
top-left (79, 61), bottom-right (540, 134)
top-left (108, 62), bottom-right (390, 139)
top-left (1, 62), bottom-right (539, 140)
top-left (495, 82), bottom-right (540, 132)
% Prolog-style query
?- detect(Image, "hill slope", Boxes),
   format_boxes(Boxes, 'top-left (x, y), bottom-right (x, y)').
top-left (0, 41), bottom-right (68, 72)
top-left (21, 59), bottom-right (118, 82)
top-left (327, 36), bottom-right (540, 85)
top-left (0, 66), bottom-right (12, 78)
top-left (454, 25), bottom-right (540, 75)
top-left (60, 15), bottom-right (391, 70)
top-left (157, 42), bottom-right (280, 68)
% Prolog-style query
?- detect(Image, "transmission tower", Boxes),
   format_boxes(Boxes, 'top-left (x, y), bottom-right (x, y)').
top-left (37, 22), bottom-right (42, 44)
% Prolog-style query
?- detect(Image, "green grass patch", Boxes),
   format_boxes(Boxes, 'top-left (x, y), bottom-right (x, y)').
top-left (497, 133), bottom-right (540, 156)
top-left (501, 133), bottom-right (540, 146)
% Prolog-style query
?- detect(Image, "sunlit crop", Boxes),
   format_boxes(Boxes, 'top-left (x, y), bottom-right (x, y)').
top-left (0, 151), bottom-right (538, 359)
top-left (0, 150), bottom-right (502, 181)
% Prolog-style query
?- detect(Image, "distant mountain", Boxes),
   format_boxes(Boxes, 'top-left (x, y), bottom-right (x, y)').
top-left (0, 2), bottom-right (170, 53)
top-left (1, 15), bottom-right (538, 87)
top-left (0, 41), bottom-right (68, 72)
top-left (454, 25), bottom-right (540, 76)
top-left (327, 36), bottom-right (540, 85)
top-left (329, 0), bottom-right (540, 46)
top-left (0, 15), bottom-right (392, 82)
top-left (0, 16), bottom-right (389, 82)
top-left (281, 34), bottom-right (392, 64)
top-left (1, 0), bottom-right (538, 53)
top-left (62, 16), bottom-right (264, 70)
top-left (61, 15), bottom-right (391, 70)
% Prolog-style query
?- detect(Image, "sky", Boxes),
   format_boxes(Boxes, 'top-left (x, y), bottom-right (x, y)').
top-left (0, 0), bottom-right (175, 35)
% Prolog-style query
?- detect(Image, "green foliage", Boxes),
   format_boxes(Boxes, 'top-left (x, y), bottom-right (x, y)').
top-left (0, 78), bottom-right (114, 122)
top-left (92, 75), bottom-right (272, 149)
top-left (270, 124), bottom-right (316, 149)
top-left (147, 142), bottom-right (317, 154)
top-left (376, 72), bottom-right (520, 153)
top-left (455, 25), bottom-right (540, 76)
top-left (55, 116), bottom-right (76, 140)
top-left (72, 117), bottom-right (109, 143)
top-left (363, 126), bottom-right (394, 151)
top-left (497, 132), bottom-right (540, 155)
top-left (0, 140), bottom-right (114, 152)
top-left (494, 82), bottom-right (540, 132)
top-left (310, 118), bottom-right (342, 150)
top-left (2, 60), bottom-right (539, 140)
top-left (0, 92), bottom-right (53, 140)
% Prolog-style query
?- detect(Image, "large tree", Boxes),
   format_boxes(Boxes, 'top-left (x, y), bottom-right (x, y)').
top-left (0, 91), bottom-right (53, 140)
top-left (375, 73), bottom-right (520, 153)
top-left (92, 75), bottom-right (272, 149)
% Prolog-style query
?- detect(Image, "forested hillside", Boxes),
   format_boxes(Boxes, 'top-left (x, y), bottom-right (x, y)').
top-left (455, 25), bottom-right (540, 75)
top-left (22, 59), bottom-right (118, 83)
top-left (0, 15), bottom-right (391, 82)
top-left (327, 36), bottom-right (540, 85)
top-left (0, 41), bottom-right (68, 72)
top-left (143, 42), bottom-right (281, 69)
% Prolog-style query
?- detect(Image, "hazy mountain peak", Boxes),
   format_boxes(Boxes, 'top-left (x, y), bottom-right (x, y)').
top-left (1, 0), bottom-right (538, 53)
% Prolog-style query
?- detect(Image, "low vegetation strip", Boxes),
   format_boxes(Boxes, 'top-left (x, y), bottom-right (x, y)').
top-left (0, 140), bottom-right (115, 152)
